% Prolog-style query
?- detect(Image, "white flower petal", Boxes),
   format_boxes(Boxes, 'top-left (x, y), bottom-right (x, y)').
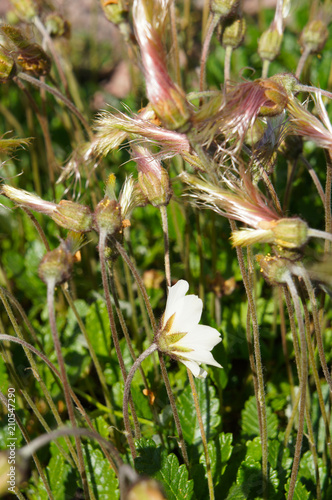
top-left (163, 280), bottom-right (189, 326)
top-left (178, 349), bottom-right (222, 368)
top-left (175, 324), bottom-right (221, 350)
top-left (158, 279), bottom-right (223, 379)
top-left (180, 358), bottom-right (207, 379)
top-left (170, 294), bottom-right (202, 333)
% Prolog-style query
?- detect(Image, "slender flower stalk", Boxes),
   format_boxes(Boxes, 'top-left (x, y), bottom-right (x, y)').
top-left (158, 353), bottom-right (190, 468)
top-left (187, 369), bottom-right (215, 500)
top-left (199, 12), bottom-right (220, 94)
top-left (258, 0), bottom-right (286, 78)
top-left (231, 221), bottom-right (268, 498)
top-left (38, 242), bottom-right (90, 499)
top-left (122, 344), bottom-right (158, 459)
top-left (285, 277), bottom-right (308, 500)
top-left (0, 289), bottom-right (78, 469)
top-left (0, 390), bottom-right (54, 499)
top-left (98, 231), bottom-right (141, 451)
top-left (0, 333), bottom-right (118, 471)
top-left (160, 205), bottom-right (171, 287)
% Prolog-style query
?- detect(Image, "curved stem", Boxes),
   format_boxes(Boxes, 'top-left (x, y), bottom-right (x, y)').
top-left (295, 46), bottom-right (311, 79)
top-left (285, 276), bottom-right (307, 500)
top-left (114, 240), bottom-right (157, 333)
top-left (224, 45), bottom-right (232, 91)
top-left (17, 72), bottom-right (92, 139)
top-left (0, 288), bottom-right (78, 467)
top-left (261, 59), bottom-right (270, 80)
top-left (302, 300), bottom-right (332, 471)
top-left (230, 220), bottom-right (268, 498)
top-left (0, 390), bottom-right (54, 500)
top-left (325, 153), bottom-right (332, 253)
top-left (0, 333), bottom-right (119, 471)
top-left (99, 233), bottom-right (141, 445)
top-left (199, 13), bottom-right (220, 95)
top-left (278, 288), bottom-right (295, 404)
top-left (187, 369), bottom-right (214, 499)
top-left (21, 207), bottom-right (51, 251)
top-left (308, 227), bottom-right (332, 243)
top-left (159, 353), bottom-right (190, 469)
top-left (34, 16), bottom-right (70, 98)
top-left (47, 281), bottom-right (90, 499)
top-left (19, 426), bottom-right (123, 469)
top-left (299, 155), bottom-right (325, 205)
top-left (296, 266), bottom-right (332, 391)
top-left (160, 205), bottom-right (171, 288)
top-left (61, 286), bottom-right (115, 418)
top-left (123, 344), bottom-right (158, 459)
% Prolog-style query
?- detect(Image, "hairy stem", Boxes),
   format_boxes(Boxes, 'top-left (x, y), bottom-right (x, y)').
top-left (187, 369), bottom-right (214, 500)
top-left (285, 277), bottom-right (307, 500)
top-left (122, 343), bottom-right (158, 459)
top-left (99, 233), bottom-right (141, 444)
top-left (159, 353), bottom-right (190, 469)
top-left (230, 221), bottom-right (268, 498)
top-left (47, 280), bottom-right (90, 499)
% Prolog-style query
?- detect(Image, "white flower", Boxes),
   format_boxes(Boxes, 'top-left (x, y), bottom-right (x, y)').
top-left (157, 280), bottom-right (222, 378)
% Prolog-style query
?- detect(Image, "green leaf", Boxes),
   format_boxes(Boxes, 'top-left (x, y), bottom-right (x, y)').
top-left (268, 439), bottom-right (292, 472)
top-left (200, 432), bottom-right (233, 484)
top-left (83, 443), bottom-right (120, 499)
top-left (177, 379), bottom-right (221, 446)
top-left (135, 439), bottom-right (195, 500)
top-left (241, 396), bottom-right (278, 439)
top-left (36, 441), bottom-right (77, 500)
top-left (284, 476), bottom-right (310, 500)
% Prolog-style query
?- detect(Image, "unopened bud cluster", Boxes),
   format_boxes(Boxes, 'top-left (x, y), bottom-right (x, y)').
top-left (300, 19), bottom-right (329, 54)
top-left (221, 16), bottom-right (246, 49)
top-left (38, 241), bottom-right (75, 286)
top-left (211, 0), bottom-right (239, 18)
top-left (258, 27), bottom-right (283, 62)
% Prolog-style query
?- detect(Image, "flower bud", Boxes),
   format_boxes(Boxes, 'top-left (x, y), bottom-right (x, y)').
top-left (258, 27), bottom-right (283, 62)
top-left (52, 201), bottom-right (93, 233)
top-left (134, 145), bottom-right (172, 207)
top-left (0, 450), bottom-right (28, 496)
top-left (45, 14), bottom-right (71, 39)
top-left (1, 185), bottom-right (56, 215)
top-left (38, 242), bottom-right (75, 286)
top-left (127, 478), bottom-right (167, 500)
top-left (256, 254), bottom-right (290, 285)
top-left (138, 168), bottom-right (172, 207)
top-left (271, 218), bottom-right (308, 249)
top-left (210, 0), bottom-right (239, 18)
top-left (94, 175), bottom-right (123, 237)
top-left (100, 0), bottom-right (129, 26)
top-left (0, 50), bottom-right (16, 83)
top-left (1, 26), bottom-right (51, 77)
top-left (221, 16), bottom-right (246, 49)
top-left (9, 0), bottom-right (37, 21)
top-left (300, 19), bottom-right (329, 54)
